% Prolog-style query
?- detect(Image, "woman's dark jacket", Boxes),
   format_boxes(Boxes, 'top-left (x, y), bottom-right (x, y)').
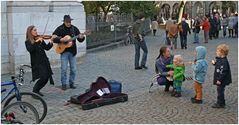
top-left (52, 24), bottom-right (85, 56)
top-left (25, 40), bottom-right (53, 81)
top-left (155, 55), bottom-right (174, 76)
top-left (213, 57), bottom-right (232, 86)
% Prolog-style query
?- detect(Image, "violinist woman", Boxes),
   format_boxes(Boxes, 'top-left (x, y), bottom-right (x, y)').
top-left (25, 25), bottom-right (54, 96)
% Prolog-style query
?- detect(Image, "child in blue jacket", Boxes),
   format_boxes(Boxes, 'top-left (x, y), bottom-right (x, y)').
top-left (191, 46), bottom-right (208, 104)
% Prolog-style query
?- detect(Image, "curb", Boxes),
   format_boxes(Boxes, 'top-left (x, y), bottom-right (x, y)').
top-left (87, 40), bottom-right (126, 53)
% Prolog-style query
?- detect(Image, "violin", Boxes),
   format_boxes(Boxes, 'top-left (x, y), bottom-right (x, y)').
top-left (34, 35), bottom-right (53, 43)
top-left (34, 35), bottom-right (52, 40)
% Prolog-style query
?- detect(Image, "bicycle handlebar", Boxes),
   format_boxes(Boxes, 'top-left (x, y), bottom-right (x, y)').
top-left (19, 64), bottom-right (32, 69)
top-left (15, 64), bottom-right (32, 85)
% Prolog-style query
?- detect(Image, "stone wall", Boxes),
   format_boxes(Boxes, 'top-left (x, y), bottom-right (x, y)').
top-left (1, 1), bottom-right (86, 74)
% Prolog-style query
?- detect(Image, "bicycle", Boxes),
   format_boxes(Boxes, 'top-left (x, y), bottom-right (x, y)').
top-left (1, 64), bottom-right (47, 123)
top-left (124, 26), bottom-right (134, 46)
top-left (1, 101), bottom-right (40, 124)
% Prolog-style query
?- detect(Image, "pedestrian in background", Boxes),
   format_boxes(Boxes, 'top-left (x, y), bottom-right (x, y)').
top-left (192, 16), bottom-right (201, 44)
top-left (165, 18), bottom-right (173, 45)
top-left (221, 14), bottom-right (229, 37)
top-left (132, 13), bottom-right (148, 70)
top-left (168, 21), bottom-right (178, 49)
top-left (151, 18), bottom-right (159, 36)
top-left (179, 18), bottom-right (191, 49)
top-left (199, 17), bottom-right (210, 43)
top-left (228, 13), bottom-right (235, 38)
top-left (214, 13), bottom-right (221, 39)
top-left (233, 13), bottom-right (238, 38)
top-left (211, 44), bottom-right (231, 108)
top-left (209, 14), bottom-right (216, 39)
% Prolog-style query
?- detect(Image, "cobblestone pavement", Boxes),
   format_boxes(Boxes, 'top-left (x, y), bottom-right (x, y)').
top-left (1, 29), bottom-right (238, 124)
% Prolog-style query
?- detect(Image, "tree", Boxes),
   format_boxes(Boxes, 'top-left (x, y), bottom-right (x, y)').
top-left (116, 1), bottom-right (157, 19)
top-left (82, 1), bottom-right (114, 22)
top-left (221, 1), bottom-right (236, 16)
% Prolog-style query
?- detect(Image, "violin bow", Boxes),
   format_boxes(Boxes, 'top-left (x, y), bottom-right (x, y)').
top-left (42, 16), bottom-right (50, 35)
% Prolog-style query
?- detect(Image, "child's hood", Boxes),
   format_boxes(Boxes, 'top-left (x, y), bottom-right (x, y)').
top-left (196, 46), bottom-right (206, 60)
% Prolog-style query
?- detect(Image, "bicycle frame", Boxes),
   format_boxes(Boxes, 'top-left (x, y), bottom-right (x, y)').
top-left (1, 80), bottom-right (21, 103)
top-left (1, 64), bottom-right (31, 103)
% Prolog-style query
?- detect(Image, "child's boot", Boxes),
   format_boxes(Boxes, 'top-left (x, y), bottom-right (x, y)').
top-left (191, 99), bottom-right (203, 104)
top-left (191, 96), bottom-right (196, 101)
top-left (174, 92), bottom-right (181, 97)
top-left (171, 89), bottom-right (176, 96)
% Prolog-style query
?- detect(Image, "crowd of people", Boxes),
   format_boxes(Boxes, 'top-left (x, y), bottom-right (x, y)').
top-left (162, 12), bottom-right (238, 50)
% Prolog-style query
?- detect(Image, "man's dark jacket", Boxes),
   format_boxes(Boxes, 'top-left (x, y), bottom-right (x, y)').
top-left (53, 24), bottom-right (85, 56)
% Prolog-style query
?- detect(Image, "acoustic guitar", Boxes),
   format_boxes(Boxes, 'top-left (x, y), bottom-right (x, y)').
top-left (54, 31), bottom-right (90, 54)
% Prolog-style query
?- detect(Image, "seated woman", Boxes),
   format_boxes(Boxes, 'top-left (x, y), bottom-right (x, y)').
top-left (155, 46), bottom-right (174, 91)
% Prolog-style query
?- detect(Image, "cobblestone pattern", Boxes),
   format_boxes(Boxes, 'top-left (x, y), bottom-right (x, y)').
top-left (1, 29), bottom-right (238, 124)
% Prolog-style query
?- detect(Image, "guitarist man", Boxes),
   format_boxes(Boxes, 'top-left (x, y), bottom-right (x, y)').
top-left (52, 15), bottom-right (85, 90)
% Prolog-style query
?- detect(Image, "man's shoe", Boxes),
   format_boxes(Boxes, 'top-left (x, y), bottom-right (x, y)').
top-left (69, 84), bottom-right (76, 89)
top-left (135, 67), bottom-right (142, 70)
top-left (62, 85), bottom-right (67, 90)
top-left (141, 65), bottom-right (148, 69)
top-left (212, 103), bottom-right (225, 108)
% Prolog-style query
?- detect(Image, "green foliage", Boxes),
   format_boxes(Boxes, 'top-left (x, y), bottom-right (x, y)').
top-left (82, 1), bottom-right (157, 18)
top-left (81, 1), bottom-right (98, 15)
top-left (117, 1), bottom-right (157, 18)
top-left (82, 1), bottom-right (114, 21)
top-left (221, 1), bottom-right (237, 15)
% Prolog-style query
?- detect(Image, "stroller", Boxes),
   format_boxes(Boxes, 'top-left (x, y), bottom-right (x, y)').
top-left (149, 72), bottom-right (193, 93)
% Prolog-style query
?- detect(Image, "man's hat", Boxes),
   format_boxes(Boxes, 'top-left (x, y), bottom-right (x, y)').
top-left (63, 15), bottom-right (73, 22)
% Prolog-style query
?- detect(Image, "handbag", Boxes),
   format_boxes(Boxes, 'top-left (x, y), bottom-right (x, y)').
top-left (157, 75), bottom-right (167, 85)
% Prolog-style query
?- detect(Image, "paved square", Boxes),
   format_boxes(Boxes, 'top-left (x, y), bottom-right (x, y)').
top-left (1, 29), bottom-right (238, 124)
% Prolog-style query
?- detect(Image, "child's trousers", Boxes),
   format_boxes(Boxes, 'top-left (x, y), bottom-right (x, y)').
top-left (217, 85), bottom-right (226, 105)
top-left (174, 80), bottom-right (182, 92)
top-left (194, 81), bottom-right (203, 100)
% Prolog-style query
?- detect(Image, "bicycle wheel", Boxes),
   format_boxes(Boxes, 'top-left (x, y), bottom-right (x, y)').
top-left (3, 92), bottom-right (47, 123)
top-left (1, 101), bottom-right (40, 124)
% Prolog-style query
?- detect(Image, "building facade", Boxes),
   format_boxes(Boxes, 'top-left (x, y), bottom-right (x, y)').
top-left (156, 1), bottom-right (238, 20)
top-left (1, 1), bottom-right (86, 74)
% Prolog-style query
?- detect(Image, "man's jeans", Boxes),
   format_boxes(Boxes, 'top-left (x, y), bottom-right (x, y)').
top-left (61, 52), bottom-right (77, 86)
top-left (223, 26), bottom-right (227, 37)
top-left (180, 34), bottom-right (187, 48)
top-left (134, 38), bottom-right (148, 68)
top-left (194, 32), bottom-right (199, 43)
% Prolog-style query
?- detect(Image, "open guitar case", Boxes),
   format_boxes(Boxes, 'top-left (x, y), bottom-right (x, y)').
top-left (69, 76), bottom-right (128, 110)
